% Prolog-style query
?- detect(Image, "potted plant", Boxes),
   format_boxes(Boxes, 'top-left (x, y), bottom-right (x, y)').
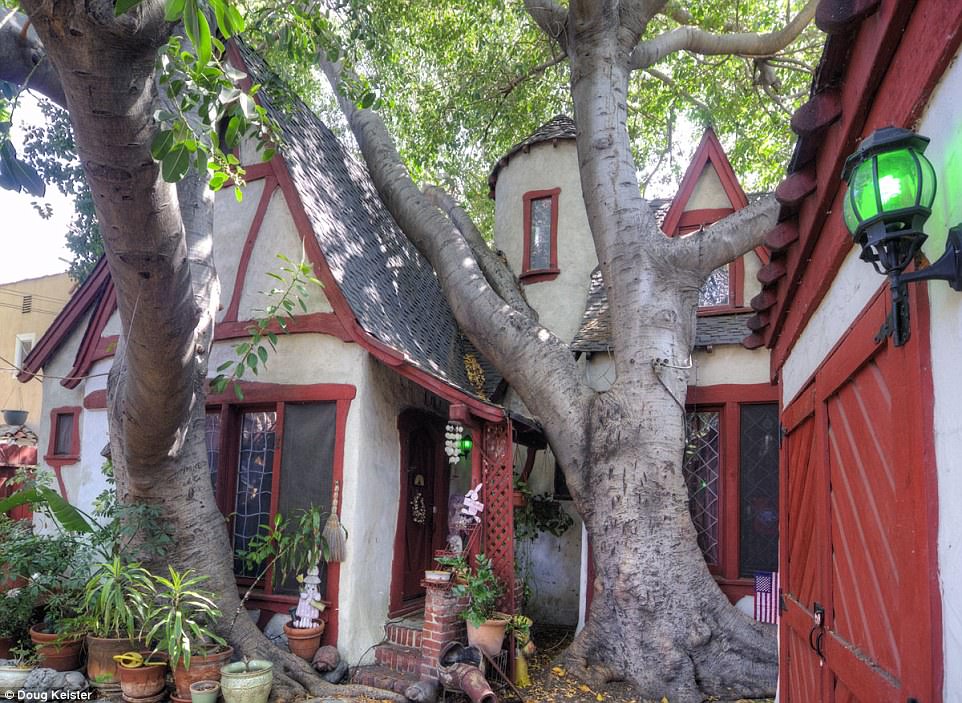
top-left (451, 554), bottom-right (508, 657)
top-left (83, 557), bottom-right (154, 683)
top-left (0, 588), bottom-right (34, 658)
top-left (142, 567), bottom-right (231, 699)
top-left (220, 659), bottom-right (273, 703)
top-left (113, 650), bottom-right (168, 699)
top-left (1, 410), bottom-right (28, 427)
top-left (236, 508), bottom-right (330, 661)
top-left (434, 553), bottom-right (469, 583)
top-left (0, 643), bottom-right (38, 694)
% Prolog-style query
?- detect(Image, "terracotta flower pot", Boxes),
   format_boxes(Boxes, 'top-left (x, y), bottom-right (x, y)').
top-left (117, 655), bottom-right (168, 699)
top-left (512, 490), bottom-right (527, 508)
top-left (171, 645), bottom-right (234, 699)
top-left (86, 635), bottom-right (143, 683)
top-left (465, 617), bottom-right (508, 658)
top-left (0, 636), bottom-right (13, 659)
top-left (29, 625), bottom-right (83, 671)
top-left (283, 622), bottom-right (324, 661)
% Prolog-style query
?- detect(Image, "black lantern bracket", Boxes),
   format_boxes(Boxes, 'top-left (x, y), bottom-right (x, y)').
top-left (880, 225), bottom-right (962, 346)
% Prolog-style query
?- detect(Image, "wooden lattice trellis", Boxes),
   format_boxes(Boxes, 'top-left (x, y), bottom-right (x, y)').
top-left (481, 420), bottom-right (515, 614)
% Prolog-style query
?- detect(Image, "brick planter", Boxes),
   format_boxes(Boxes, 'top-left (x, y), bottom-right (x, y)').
top-left (419, 580), bottom-right (468, 681)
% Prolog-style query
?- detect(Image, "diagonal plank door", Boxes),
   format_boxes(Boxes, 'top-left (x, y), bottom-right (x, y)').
top-left (780, 290), bottom-right (940, 702)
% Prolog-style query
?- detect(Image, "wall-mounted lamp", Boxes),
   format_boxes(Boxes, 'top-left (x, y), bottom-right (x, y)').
top-left (842, 127), bottom-right (962, 346)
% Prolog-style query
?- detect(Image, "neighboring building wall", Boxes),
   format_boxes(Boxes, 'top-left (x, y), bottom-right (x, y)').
top-left (0, 273), bottom-right (73, 426)
top-left (914, 47), bottom-right (962, 699)
top-left (493, 140), bottom-right (597, 343)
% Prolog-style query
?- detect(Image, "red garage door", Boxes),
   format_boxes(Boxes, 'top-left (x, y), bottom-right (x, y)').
top-left (780, 289), bottom-right (941, 702)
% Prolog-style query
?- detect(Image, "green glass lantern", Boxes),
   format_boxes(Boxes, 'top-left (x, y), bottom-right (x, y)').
top-left (458, 436), bottom-right (473, 454)
top-left (842, 127), bottom-right (936, 275)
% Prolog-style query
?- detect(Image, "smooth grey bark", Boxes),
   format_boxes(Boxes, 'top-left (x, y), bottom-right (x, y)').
top-left (0, 13), bottom-right (66, 107)
top-left (323, 2), bottom-right (798, 700)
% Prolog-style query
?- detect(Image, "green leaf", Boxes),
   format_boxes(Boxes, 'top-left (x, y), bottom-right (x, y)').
top-left (209, 171), bottom-right (229, 191)
top-left (161, 144), bottom-right (191, 182)
top-left (0, 488), bottom-right (39, 516)
top-left (225, 5), bottom-right (245, 34)
top-left (163, 0), bottom-right (186, 21)
top-left (225, 116), bottom-right (240, 147)
top-left (359, 91), bottom-right (376, 109)
top-left (114, 0), bottom-right (146, 16)
top-left (38, 487), bottom-right (94, 533)
top-left (233, 384), bottom-right (244, 401)
top-left (257, 346), bottom-right (268, 364)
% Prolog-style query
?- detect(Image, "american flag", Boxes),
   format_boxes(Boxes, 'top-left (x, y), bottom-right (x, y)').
top-left (754, 571), bottom-right (780, 624)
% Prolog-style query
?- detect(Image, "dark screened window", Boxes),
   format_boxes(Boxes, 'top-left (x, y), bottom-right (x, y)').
top-left (233, 411), bottom-right (277, 576)
top-left (739, 403), bottom-right (779, 576)
top-left (53, 413), bottom-right (74, 456)
top-left (683, 411), bottom-right (721, 566)
top-left (275, 402), bottom-right (336, 594)
top-left (528, 197), bottom-right (553, 271)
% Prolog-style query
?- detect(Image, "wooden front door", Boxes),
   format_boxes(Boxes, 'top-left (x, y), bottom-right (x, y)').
top-left (780, 290), bottom-right (941, 702)
top-left (392, 411), bottom-right (448, 613)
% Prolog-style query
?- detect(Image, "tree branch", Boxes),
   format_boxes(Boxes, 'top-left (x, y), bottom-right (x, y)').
top-left (644, 67), bottom-right (709, 112)
top-left (319, 58), bottom-right (594, 490)
top-left (671, 194), bottom-right (780, 275)
top-left (629, 0), bottom-right (818, 70)
top-left (523, 0), bottom-right (568, 51)
top-left (422, 184), bottom-right (538, 321)
top-left (498, 52), bottom-right (566, 97)
top-left (660, 1), bottom-right (695, 26)
top-left (0, 12), bottom-right (66, 107)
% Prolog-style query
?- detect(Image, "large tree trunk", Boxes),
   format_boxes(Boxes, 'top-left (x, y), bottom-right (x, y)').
top-left (10, 4), bottom-right (399, 700)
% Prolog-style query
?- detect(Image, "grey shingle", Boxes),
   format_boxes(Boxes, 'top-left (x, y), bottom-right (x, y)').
top-left (238, 45), bottom-right (501, 401)
top-left (571, 267), bottom-right (753, 352)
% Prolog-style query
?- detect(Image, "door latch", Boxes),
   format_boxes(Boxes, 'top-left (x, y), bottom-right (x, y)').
top-left (808, 602), bottom-right (826, 662)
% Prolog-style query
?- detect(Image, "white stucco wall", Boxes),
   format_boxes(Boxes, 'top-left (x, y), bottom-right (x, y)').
top-left (685, 165), bottom-right (732, 210)
top-left (493, 140), bottom-right (598, 343)
top-left (213, 179), bottom-right (266, 323)
top-left (235, 188), bottom-right (332, 318)
top-left (515, 447), bottom-right (583, 627)
top-left (915, 47), bottom-right (962, 700)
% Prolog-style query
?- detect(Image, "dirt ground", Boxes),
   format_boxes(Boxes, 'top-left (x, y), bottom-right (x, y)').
top-left (504, 626), bottom-right (774, 703)
top-left (349, 625), bottom-right (775, 703)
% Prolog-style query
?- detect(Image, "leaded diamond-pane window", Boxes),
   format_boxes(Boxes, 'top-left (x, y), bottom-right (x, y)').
top-left (233, 410), bottom-right (277, 576)
top-left (684, 411), bottom-right (721, 566)
top-left (739, 403), bottom-right (779, 576)
top-left (699, 265), bottom-right (730, 307)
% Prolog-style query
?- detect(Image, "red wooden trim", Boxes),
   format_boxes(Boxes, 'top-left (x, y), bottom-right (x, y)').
top-left (265, 402), bottom-right (285, 595)
top-left (207, 381), bottom-right (356, 405)
top-left (768, 0), bottom-right (962, 364)
top-left (239, 162), bottom-right (274, 182)
top-left (18, 258), bottom-right (109, 382)
top-left (584, 539), bottom-right (595, 619)
top-left (781, 384), bottom-right (815, 433)
top-left (83, 389), bottom-right (107, 410)
top-left (92, 336), bottom-right (119, 363)
top-left (676, 208), bottom-right (735, 229)
top-left (0, 445), bottom-right (37, 467)
top-left (223, 177), bottom-right (278, 323)
top-left (323, 395), bottom-right (351, 646)
top-left (686, 383), bottom-right (778, 405)
top-left (213, 312), bottom-right (352, 344)
top-left (63, 286), bottom-right (117, 389)
top-left (720, 401), bottom-right (739, 578)
top-left (661, 128), bottom-right (749, 237)
top-left (521, 188), bottom-right (561, 280)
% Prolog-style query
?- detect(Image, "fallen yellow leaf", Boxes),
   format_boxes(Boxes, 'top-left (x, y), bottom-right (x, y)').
top-left (661, 697), bottom-right (670, 703)
top-left (595, 694), bottom-right (605, 701)
top-left (552, 665), bottom-right (567, 677)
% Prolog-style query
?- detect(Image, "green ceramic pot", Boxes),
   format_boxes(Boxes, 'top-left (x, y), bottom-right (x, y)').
top-left (220, 660), bottom-right (273, 703)
top-left (189, 679), bottom-right (221, 703)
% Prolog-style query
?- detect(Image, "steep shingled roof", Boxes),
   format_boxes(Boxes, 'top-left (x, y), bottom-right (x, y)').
top-left (238, 45), bottom-right (501, 402)
top-left (488, 114), bottom-right (576, 197)
top-left (571, 267), bottom-right (755, 353)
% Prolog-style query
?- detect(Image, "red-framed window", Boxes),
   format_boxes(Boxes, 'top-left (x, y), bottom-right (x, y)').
top-left (521, 188), bottom-right (561, 283)
top-left (204, 382), bottom-right (354, 607)
top-left (675, 209), bottom-right (746, 314)
top-left (44, 406), bottom-right (80, 469)
top-left (684, 385), bottom-right (779, 600)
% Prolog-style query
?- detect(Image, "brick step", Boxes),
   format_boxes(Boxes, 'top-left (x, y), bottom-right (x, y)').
top-left (374, 642), bottom-right (423, 675)
top-left (386, 621), bottom-right (424, 649)
top-left (352, 664), bottom-right (419, 695)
